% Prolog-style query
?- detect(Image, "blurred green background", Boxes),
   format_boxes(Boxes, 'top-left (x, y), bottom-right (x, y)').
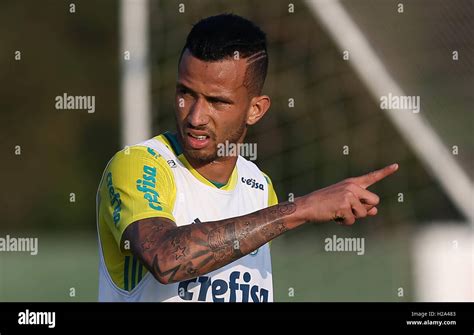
top-left (0, 0), bottom-right (471, 301)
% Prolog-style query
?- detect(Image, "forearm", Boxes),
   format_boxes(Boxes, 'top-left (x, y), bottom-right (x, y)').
top-left (128, 200), bottom-right (305, 284)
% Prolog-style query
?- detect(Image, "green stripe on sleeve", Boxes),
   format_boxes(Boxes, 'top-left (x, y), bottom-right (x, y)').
top-left (131, 256), bottom-right (137, 289)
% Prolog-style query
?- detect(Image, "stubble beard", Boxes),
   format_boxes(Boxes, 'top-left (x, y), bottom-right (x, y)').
top-left (177, 121), bottom-right (247, 165)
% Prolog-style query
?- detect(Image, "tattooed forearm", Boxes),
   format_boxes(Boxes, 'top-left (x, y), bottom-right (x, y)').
top-left (124, 201), bottom-right (299, 284)
top-left (207, 223), bottom-right (244, 261)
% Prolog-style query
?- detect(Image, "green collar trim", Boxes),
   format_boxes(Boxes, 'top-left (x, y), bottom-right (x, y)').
top-left (163, 131), bottom-right (183, 156)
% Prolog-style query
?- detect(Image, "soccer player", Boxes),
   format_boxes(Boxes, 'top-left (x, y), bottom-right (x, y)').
top-left (96, 14), bottom-right (398, 302)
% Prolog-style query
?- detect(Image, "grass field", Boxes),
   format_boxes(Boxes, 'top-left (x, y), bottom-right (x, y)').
top-left (0, 226), bottom-right (413, 302)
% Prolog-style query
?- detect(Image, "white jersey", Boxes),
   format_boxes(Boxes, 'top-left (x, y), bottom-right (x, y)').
top-left (97, 133), bottom-right (277, 302)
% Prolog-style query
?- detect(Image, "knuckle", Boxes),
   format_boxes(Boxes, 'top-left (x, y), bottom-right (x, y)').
top-left (343, 190), bottom-right (353, 200)
top-left (345, 181), bottom-right (357, 189)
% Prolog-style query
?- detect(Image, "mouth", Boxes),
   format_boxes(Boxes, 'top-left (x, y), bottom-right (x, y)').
top-left (185, 130), bottom-right (211, 150)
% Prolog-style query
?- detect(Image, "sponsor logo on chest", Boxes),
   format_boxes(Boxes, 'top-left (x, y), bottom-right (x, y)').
top-left (241, 177), bottom-right (265, 190)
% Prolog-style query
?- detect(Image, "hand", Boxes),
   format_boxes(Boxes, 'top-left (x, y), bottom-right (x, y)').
top-left (299, 164), bottom-right (399, 225)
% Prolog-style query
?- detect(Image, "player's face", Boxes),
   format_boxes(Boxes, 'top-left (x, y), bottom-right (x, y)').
top-left (175, 49), bottom-right (252, 164)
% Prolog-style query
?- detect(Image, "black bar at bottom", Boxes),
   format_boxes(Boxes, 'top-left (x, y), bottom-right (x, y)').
top-left (0, 302), bottom-right (472, 333)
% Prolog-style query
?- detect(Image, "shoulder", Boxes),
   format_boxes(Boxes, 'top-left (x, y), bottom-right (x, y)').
top-left (102, 144), bottom-right (176, 192)
top-left (108, 144), bottom-right (170, 170)
top-left (237, 156), bottom-right (262, 176)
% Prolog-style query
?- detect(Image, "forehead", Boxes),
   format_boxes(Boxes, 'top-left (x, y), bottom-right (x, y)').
top-left (178, 49), bottom-right (248, 94)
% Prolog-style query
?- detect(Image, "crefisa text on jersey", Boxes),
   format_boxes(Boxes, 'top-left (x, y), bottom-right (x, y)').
top-left (136, 164), bottom-right (163, 210)
top-left (178, 271), bottom-right (269, 302)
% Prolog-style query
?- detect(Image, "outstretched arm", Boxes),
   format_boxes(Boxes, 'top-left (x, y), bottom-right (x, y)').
top-left (123, 201), bottom-right (299, 284)
top-left (123, 163), bottom-right (398, 284)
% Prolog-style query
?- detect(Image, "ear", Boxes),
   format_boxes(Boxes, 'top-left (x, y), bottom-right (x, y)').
top-left (246, 95), bottom-right (271, 126)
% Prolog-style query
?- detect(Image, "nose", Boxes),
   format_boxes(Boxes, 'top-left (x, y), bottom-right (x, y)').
top-left (187, 97), bottom-right (210, 127)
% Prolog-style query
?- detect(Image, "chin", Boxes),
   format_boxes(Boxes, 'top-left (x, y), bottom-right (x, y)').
top-left (185, 148), bottom-right (218, 164)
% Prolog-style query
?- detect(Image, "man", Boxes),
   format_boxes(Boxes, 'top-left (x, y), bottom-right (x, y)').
top-left (96, 14), bottom-right (398, 302)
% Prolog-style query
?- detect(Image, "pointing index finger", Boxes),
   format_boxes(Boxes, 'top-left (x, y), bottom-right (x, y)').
top-left (354, 163), bottom-right (399, 189)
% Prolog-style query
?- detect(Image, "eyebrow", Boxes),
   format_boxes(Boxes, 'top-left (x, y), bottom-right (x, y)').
top-left (176, 83), bottom-right (234, 104)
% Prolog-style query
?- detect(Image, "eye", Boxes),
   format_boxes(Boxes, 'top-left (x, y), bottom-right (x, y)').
top-left (177, 87), bottom-right (190, 95)
top-left (208, 97), bottom-right (229, 105)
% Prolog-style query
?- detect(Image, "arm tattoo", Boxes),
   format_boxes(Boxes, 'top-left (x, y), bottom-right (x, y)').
top-left (126, 202), bottom-right (298, 284)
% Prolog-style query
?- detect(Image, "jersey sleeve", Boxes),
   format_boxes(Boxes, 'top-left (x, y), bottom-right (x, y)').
top-left (263, 172), bottom-right (278, 206)
top-left (99, 146), bottom-right (176, 249)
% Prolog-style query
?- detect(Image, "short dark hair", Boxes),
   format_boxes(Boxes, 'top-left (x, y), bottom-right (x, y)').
top-left (180, 13), bottom-right (268, 96)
